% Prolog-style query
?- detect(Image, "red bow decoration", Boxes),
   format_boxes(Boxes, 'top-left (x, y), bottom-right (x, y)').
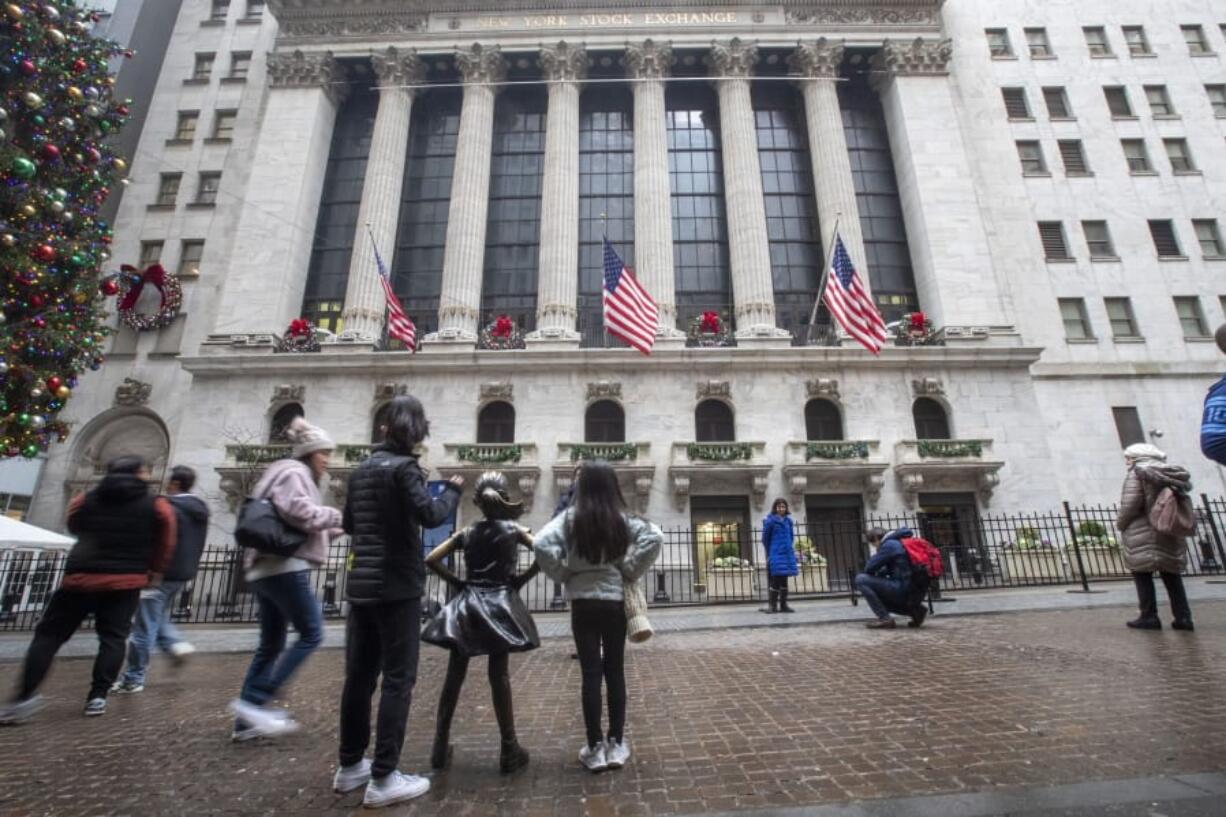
top-left (908, 312), bottom-right (927, 332)
top-left (492, 315), bottom-right (513, 338)
top-left (117, 264), bottom-right (167, 311)
top-left (700, 311), bottom-right (721, 334)
top-left (288, 318), bottom-right (312, 338)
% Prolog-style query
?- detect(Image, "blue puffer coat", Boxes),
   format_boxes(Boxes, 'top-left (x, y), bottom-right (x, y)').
top-left (761, 513), bottom-right (798, 577)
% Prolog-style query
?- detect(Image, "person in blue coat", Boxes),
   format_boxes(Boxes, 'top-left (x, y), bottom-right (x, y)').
top-left (855, 527), bottom-right (925, 629)
top-left (1201, 324), bottom-right (1226, 467)
top-left (760, 498), bottom-right (798, 614)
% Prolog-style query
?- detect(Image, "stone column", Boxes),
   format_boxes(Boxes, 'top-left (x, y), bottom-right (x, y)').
top-left (871, 38), bottom-right (1011, 331)
top-left (213, 50), bottom-right (343, 336)
top-left (624, 39), bottom-right (683, 339)
top-left (428, 44), bottom-right (506, 344)
top-left (709, 39), bottom-right (789, 341)
top-left (528, 42), bottom-right (586, 345)
top-left (789, 39), bottom-right (868, 289)
top-left (339, 48), bottom-right (424, 342)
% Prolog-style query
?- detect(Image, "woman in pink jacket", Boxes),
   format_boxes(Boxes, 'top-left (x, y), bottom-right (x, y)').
top-left (229, 417), bottom-right (342, 740)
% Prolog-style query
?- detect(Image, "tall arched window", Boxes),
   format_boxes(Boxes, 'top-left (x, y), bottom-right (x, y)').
top-left (477, 401), bottom-right (515, 444)
top-left (585, 400), bottom-right (626, 443)
top-left (913, 398), bottom-right (951, 440)
top-left (695, 400), bottom-right (735, 442)
top-left (371, 403), bottom-right (393, 445)
top-left (804, 399), bottom-right (844, 441)
top-left (269, 403), bottom-right (304, 444)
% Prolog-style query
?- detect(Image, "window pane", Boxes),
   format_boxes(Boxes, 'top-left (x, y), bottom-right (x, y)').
top-left (1059, 298), bottom-right (1091, 339)
top-left (1112, 407), bottom-right (1145, 447)
top-left (1174, 297), bottom-right (1207, 336)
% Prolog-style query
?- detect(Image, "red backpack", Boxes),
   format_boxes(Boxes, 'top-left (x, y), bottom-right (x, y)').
top-left (901, 537), bottom-right (944, 579)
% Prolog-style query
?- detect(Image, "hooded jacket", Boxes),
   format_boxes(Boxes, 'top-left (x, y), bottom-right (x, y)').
top-left (165, 493), bottom-right (211, 582)
top-left (63, 474), bottom-right (176, 592)
top-left (533, 510), bottom-right (662, 602)
top-left (244, 458), bottom-right (342, 581)
top-left (863, 528), bottom-right (915, 587)
top-left (761, 512), bottom-right (798, 577)
top-left (1116, 460), bottom-right (1192, 573)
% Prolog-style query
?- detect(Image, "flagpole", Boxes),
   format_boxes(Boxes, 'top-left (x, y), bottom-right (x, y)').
top-left (805, 214), bottom-right (841, 347)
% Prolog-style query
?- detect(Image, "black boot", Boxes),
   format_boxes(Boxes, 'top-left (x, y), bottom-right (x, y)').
top-left (1129, 572), bottom-right (1161, 630)
top-left (1159, 572), bottom-right (1193, 630)
top-left (778, 587), bottom-right (795, 613)
top-left (760, 589), bottom-right (778, 614)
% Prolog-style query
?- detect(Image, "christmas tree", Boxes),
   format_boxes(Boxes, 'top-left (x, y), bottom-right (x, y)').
top-left (0, 2), bottom-right (129, 459)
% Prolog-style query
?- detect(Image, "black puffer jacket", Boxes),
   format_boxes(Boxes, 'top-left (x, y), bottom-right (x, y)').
top-left (343, 446), bottom-right (461, 604)
top-left (165, 493), bottom-right (210, 582)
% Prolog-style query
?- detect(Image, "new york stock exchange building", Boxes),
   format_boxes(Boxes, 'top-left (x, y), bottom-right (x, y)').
top-left (20, 0), bottom-right (1226, 609)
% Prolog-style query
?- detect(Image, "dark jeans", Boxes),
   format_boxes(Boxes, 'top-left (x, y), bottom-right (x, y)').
top-left (16, 587), bottom-right (140, 702)
top-left (854, 574), bottom-right (911, 620)
top-left (768, 574), bottom-right (789, 592)
top-left (238, 571), bottom-right (323, 708)
top-left (571, 599), bottom-right (627, 748)
top-left (339, 599), bottom-right (421, 778)
top-left (1132, 571), bottom-right (1192, 621)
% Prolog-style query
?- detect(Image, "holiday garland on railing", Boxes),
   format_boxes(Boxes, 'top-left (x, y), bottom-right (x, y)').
top-left (917, 439), bottom-right (985, 458)
top-left (686, 442), bottom-right (753, 461)
top-left (569, 442), bottom-right (637, 463)
top-left (0, 2), bottom-right (131, 458)
top-left (456, 443), bottom-right (523, 464)
top-left (805, 441), bottom-right (869, 461)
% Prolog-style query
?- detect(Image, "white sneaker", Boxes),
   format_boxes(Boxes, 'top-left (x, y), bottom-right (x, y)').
top-left (228, 699), bottom-right (300, 738)
top-left (605, 738), bottom-right (630, 769)
top-left (333, 758), bottom-right (372, 793)
top-left (579, 741), bottom-right (608, 772)
top-left (362, 770), bottom-right (430, 808)
top-left (169, 642), bottom-right (196, 665)
top-left (0, 695), bottom-right (44, 725)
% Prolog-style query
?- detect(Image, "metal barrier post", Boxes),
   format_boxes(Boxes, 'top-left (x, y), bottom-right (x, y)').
top-left (653, 570), bottom-right (670, 602)
top-left (550, 580), bottom-right (567, 610)
top-left (1062, 501), bottom-right (1103, 594)
top-left (847, 567), bottom-right (857, 606)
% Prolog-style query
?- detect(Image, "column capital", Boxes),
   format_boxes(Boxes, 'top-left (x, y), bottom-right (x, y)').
top-left (788, 38), bottom-right (845, 80)
top-left (371, 46), bottom-right (425, 91)
top-left (623, 39), bottom-right (673, 79)
top-left (456, 43), bottom-right (508, 87)
top-left (708, 37), bottom-right (758, 78)
top-left (539, 41), bottom-right (588, 82)
top-left (872, 37), bottom-right (952, 81)
top-left (267, 49), bottom-right (346, 103)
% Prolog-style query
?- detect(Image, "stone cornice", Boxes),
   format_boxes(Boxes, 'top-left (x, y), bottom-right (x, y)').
top-left (270, 1), bottom-right (943, 12)
top-left (539, 41), bottom-right (588, 82)
top-left (455, 42), bottom-right (507, 85)
top-left (371, 46), bottom-right (426, 88)
top-left (708, 37), bottom-right (758, 77)
top-left (266, 49), bottom-right (347, 102)
top-left (788, 38), bottom-right (845, 79)
top-left (623, 39), bottom-right (672, 79)
top-left (872, 36), bottom-right (953, 78)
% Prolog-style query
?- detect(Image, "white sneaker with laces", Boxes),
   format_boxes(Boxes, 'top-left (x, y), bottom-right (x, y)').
top-left (605, 738), bottom-right (630, 769)
top-left (83, 697), bottom-right (107, 717)
top-left (362, 770), bottom-right (430, 808)
top-left (169, 641), bottom-right (196, 665)
top-left (333, 758), bottom-right (372, 793)
top-left (579, 741), bottom-right (608, 772)
top-left (228, 699), bottom-right (300, 739)
top-left (0, 695), bottom-right (44, 725)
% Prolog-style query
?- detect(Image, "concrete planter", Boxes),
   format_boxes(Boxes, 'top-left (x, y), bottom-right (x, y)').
top-left (705, 567), bottom-right (755, 600)
top-left (1002, 550), bottom-right (1065, 581)
top-left (796, 563), bottom-right (830, 593)
top-left (1069, 545), bottom-right (1125, 578)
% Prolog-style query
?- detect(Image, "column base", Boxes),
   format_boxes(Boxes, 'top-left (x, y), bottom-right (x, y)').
top-left (525, 326), bottom-right (580, 342)
top-left (652, 334), bottom-right (687, 352)
top-left (419, 330), bottom-right (476, 353)
top-left (525, 334), bottom-right (581, 351)
top-left (734, 325), bottom-right (794, 350)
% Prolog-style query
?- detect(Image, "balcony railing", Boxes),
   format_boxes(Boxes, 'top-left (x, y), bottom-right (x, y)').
top-left (915, 439), bottom-right (989, 458)
top-left (684, 442), bottom-right (755, 462)
top-left (804, 440), bottom-right (871, 460)
top-left (558, 441), bottom-right (648, 464)
top-left (451, 443), bottom-right (528, 465)
top-left (225, 443), bottom-right (376, 466)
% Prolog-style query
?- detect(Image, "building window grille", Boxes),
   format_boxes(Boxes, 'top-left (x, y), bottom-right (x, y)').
top-left (1164, 138), bottom-right (1195, 172)
top-left (156, 174), bottom-right (181, 206)
top-left (477, 401), bottom-right (515, 444)
top-left (1025, 27), bottom-right (1053, 57)
top-left (1207, 85), bottom-right (1226, 117)
top-left (1121, 139), bottom-right (1151, 173)
top-left (695, 400), bottom-right (735, 442)
top-left (173, 111), bottom-right (198, 141)
top-left (139, 241), bottom-right (163, 267)
top-left (1001, 87), bottom-right (1031, 119)
top-left (1084, 27), bottom-right (1113, 57)
top-left (178, 240), bottom-right (204, 277)
top-left (1059, 298), bottom-right (1093, 340)
top-left (1112, 407), bottom-right (1145, 447)
top-left (1038, 221), bottom-right (1072, 261)
top-left (192, 53), bottom-right (214, 81)
top-left (1105, 297), bottom-right (1140, 338)
top-left (1016, 141), bottom-right (1047, 175)
top-left (1042, 87), bottom-right (1072, 118)
top-left (912, 398), bottom-right (951, 440)
top-left (1148, 220), bottom-right (1183, 257)
top-left (1144, 85), bottom-right (1176, 117)
top-left (986, 29), bottom-right (1013, 58)
top-left (1104, 86), bottom-right (1133, 117)
top-left (1182, 25), bottom-right (1212, 55)
top-left (1174, 296), bottom-right (1209, 337)
top-left (585, 400), bottom-right (626, 443)
top-left (212, 109), bottom-right (237, 140)
top-left (1058, 140), bottom-right (1090, 175)
top-left (1122, 25), bottom-right (1151, 55)
top-left (1194, 219), bottom-right (1226, 258)
top-left (804, 399), bottom-right (844, 441)
top-left (1082, 221), bottom-right (1116, 259)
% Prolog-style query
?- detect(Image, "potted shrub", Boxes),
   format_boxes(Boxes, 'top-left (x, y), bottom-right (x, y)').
top-left (1002, 526), bottom-right (1065, 581)
top-left (707, 541), bottom-right (755, 599)
top-left (793, 535), bottom-right (830, 593)
top-left (1070, 521), bottom-right (1124, 578)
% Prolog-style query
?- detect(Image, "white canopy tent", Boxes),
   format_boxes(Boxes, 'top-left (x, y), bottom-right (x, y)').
top-left (0, 515), bottom-right (75, 550)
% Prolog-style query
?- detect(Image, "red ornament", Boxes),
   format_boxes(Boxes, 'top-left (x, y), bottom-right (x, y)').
top-left (18, 59), bottom-right (36, 76)
top-left (492, 315), bottom-right (513, 338)
top-left (40, 144), bottom-right (60, 162)
top-left (908, 312), bottom-right (927, 332)
top-left (29, 294), bottom-right (43, 308)
top-left (288, 318), bottom-right (311, 337)
top-left (32, 245), bottom-right (55, 263)
top-left (100, 278), bottom-right (118, 296)
top-left (83, 147), bottom-right (101, 164)
top-left (46, 376), bottom-right (63, 392)
top-left (32, 316), bottom-right (45, 328)
top-left (700, 311), bottom-right (721, 334)
top-left (71, 57), bottom-right (87, 73)
top-left (116, 105), bottom-right (129, 116)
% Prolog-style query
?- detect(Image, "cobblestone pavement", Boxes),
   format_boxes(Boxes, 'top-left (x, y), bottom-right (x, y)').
top-left (2, 602), bottom-right (1226, 816)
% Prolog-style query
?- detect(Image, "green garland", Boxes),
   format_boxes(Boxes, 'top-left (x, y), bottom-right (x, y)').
top-left (569, 443), bottom-right (637, 463)
top-left (229, 444), bottom-right (290, 465)
top-left (917, 439), bottom-right (984, 458)
top-left (343, 445), bottom-right (372, 464)
top-left (805, 441), bottom-right (868, 461)
top-left (457, 444), bottom-right (523, 464)
top-left (686, 442), bottom-right (752, 461)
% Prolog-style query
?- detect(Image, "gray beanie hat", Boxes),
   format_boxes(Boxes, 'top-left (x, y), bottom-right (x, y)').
top-left (1123, 442), bottom-right (1166, 462)
top-left (286, 416), bottom-right (335, 459)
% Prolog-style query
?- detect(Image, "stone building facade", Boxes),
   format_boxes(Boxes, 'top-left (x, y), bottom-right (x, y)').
top-left (26, 0), bottom-right (1226, 557)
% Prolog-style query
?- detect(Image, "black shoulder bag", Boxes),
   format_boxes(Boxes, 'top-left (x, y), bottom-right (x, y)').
top-left (235, 497), bottom-right (307, 558)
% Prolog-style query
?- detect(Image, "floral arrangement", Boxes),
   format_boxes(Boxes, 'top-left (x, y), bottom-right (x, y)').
top-left (794, 536), bottom-right (828, 566)
top-left (478, 314), bottom-right (525, 350)
top-left (710, 540), bottom-right (750, 569)
top-left (712, 555), bottom-right (751, 568)
top-left (111, 263), bottom-right (182, 331)
top-left (276, 318), bottom-right (321, 353)
top-left (687, 310), bottom-right (733, 347)
top-left (1074, 521), bottom-right (1118, 550)
top-left (1010, 526), bottom-right (1054, 550)
top-left (894, 310), bottom-right (935, 346)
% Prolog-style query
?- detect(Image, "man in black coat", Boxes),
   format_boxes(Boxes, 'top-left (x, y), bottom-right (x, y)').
top-left (114, 465), bottom-right (211, 693)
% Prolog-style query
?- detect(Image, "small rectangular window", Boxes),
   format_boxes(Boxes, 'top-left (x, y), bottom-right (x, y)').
top-left (1208, 85), bottom-right (1226, 117)
top-left (245, 1), bottom-right (264, 18)
top-left (155, 173), bottom-right (181, 207)
top-left (303, 299), bottom-right (344, 333)
top-left (1043, 86), bottom-right (1072, 118)
top-left (1122, 25), bottom-right (1151, 55)
top-left (1144, 85), bottom-right (1176, 117)
top-left (1002, 87), bottom-right (1031, 119)
top-left (1016, 141), bottom-right (1047, 175)
top-left (212, 109), bottom-right (237, 139)
top-left (1082, 220), bottom-right (1116, 259)
top-left (1059, 298), bottom-right (1093, 339)
top-left (1058, 140), bottom-right (1090, 175)
top-left (1148, 220), bottom-right (1183, 257)
top-left (1112, 407), bottom-right (1146, 448)
top-left (1194, 219), bottom-right (1226, 258)
top-left (195, 172), bottom-right (221, 205)
top-left (209, 0), bottom-right (229, 21)
top-left (229, 52), bottom-right (251, 79)
top-left (1105, 298), bottom-right (1140, 338)
top-left (1164, 138), bottom-right (1196, 173)
top-left (1084, 26), bottom-right (1113, 56)
top-left (1220, 295), bottom-right (1226, 320)
top-left (1104, 86), bottom-right (1133, 117)
top-left (986, 28), bottom-right (1013, 57)
top-left (1182, 24), bottom-right (1211, 54)
top-left (179, 240), bottom-right (205, 277)
top-left (173, 111), bottom-right (198, 141)
top-left (1025, 27), bottom-right (1053, 57)
top-left (191, 53), bottom-right (214, 81)
top-left (1174, 296), bottom-right (1209, 337)
top-left (139, 240), bottom-right (164, 267)
top-left (1038, 221), bottom-right (1072, 261)
top-left (1121, 139), bottom-right (1151, 173)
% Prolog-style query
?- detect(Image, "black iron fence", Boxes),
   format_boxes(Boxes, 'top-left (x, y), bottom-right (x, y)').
top-left (3, 495), bottom-right (1226, 631)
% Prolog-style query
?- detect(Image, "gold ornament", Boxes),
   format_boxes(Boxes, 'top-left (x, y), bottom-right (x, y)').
top-left (20, 204), bottom-right (36, 218)
top-left (5, 4), bottom-right (22, 20)
top-left (67, 87), bottom-right (83, 101)
top-left (1, 233), bottom-right (14, 247)
top-left (56, 386), bottom-right (71, 399)
top-left (113, 158), bottom-right (127, 172)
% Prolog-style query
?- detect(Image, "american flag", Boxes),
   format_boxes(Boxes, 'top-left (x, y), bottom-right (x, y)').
top-left (370, 231), bottom-right (416, 351)
top-left (823, 235), bottom-right (887, 354)
top-left (602, 237), bottom-right (658, 355)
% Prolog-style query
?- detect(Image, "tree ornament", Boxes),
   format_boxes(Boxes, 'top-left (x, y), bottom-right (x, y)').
top-left (55, 385), bottom-right (70, 399)
top-left (66, 85), bottom-right (82, 101)
top-left (11, 156), bottom-right (36, 178)
top-left (18, 59), bottom-right (36, 76)
top-left (5, 3), bottom-right (22, 19)
top-left (22, 92), bottom-right (42, 108)
top-left (71, 57), bottom-right (86, 73)
top-left (46, 28), bottom-right (64, 45)
top-left (45, 376), bottom-right (62, 392)
top-left (100, 277), bottom-right (118, 296)
top-left (32, 244), bottom-right (55, 263)
top-left (40, 143), bottom-right (60, 162)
